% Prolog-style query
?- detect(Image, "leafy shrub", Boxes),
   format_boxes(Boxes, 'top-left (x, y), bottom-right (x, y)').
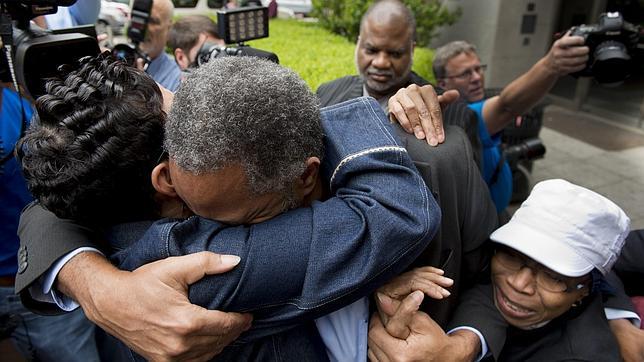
top-left (311, 0), bottom-right (460, 47)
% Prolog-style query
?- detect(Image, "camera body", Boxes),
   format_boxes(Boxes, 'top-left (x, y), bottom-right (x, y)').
top-left (0, 0), bottom-right (100, 98)
top-left (189, 5), bottom-right (278, 69)
top-left (569, 12), bottom-right (641, 85)
top-left (195, 41), bottom-right (279, 67)
top-left (111, 0), bottom-right (152, 67)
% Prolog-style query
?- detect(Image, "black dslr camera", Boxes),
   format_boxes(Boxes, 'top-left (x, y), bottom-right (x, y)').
top-left (192, 5), bottom-right (279, 68)
top-left (195, 41), bottom-right (279, 67)
top-left (568, 12), bottom-right (642, 86)
top-left (111, 0), bottom-right (152, 67)
top-left (0, 0), bottom-right (100, 98)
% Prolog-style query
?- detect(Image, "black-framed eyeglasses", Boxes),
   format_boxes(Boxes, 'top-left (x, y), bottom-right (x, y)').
top-left (445, 64), bottom-right (487, 80)
top-left (494, 246), bottom-right (589, 293)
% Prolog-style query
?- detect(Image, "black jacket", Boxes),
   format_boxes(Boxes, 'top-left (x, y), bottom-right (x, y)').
top-left (317, 73), bottom-right (482, 168)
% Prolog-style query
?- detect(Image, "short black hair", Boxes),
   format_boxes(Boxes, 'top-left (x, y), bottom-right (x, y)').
top-left (19, 52), bottom-right (165, 227)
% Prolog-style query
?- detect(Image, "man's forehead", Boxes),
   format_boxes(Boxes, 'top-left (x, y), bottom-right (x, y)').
top-left (361, 16), bottom-right (413, 44)
top-left (446, 52), bottom-right (480, 68)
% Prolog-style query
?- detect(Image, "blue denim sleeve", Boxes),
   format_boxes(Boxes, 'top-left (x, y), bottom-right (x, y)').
top-left (115, 97), bottom-right (440, 342)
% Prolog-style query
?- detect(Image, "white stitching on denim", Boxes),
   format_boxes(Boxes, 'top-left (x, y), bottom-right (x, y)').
top-left (330, 146), bottom-right (408, 186)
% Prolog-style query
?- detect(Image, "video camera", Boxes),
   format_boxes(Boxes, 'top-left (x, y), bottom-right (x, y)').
top-left (111, 0), bottom-right (152, 67)
top-left (567, 12), bottom-right (642, 86)
top-left (193, 5), bottom-right (279, 67)
top-left (0, 0), bottom-right (100, 99)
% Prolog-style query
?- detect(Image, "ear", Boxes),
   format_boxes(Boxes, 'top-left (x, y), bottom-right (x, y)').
top-left (174, 48), bottom-right (188, 70)
top-left (151, 160), bottom-right (177, 197)
top-left (296, 157), bottom-right (321, 198)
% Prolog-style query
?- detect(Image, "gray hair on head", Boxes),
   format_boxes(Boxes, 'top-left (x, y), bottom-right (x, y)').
top-left (432, 40), bottom-right (477, 79)
top-left (166, 56), bottom-right (323, 200)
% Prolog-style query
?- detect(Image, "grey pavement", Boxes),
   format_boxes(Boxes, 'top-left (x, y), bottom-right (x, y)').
top-left (524, 105), bottom-right (644, 230)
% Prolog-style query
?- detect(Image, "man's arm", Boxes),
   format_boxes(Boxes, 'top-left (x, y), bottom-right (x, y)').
top-left (16, 202), bottom-right (98, 303)
top-left (59, 251), bottom-right (251, 361)
top-left (482, 33), bottom-right (588, 135)
top-left (389, 34), bottom-right (588, 140)
top-left (609, 319), bottom-right (644, 362)
top-left (17, 204), bottom-right (252, 361)
top-left (115, 97), bottom-right (440, 342)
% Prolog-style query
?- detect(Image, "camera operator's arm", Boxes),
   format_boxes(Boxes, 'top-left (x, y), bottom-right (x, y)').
top-left (389, 34), bottom-right (588, 141)
top-left (16, 203), bottom-right (252, 362)
top-left (58, 250), bottom-right (252, 362)
top-left (482, 33), bottom-right (588, 135)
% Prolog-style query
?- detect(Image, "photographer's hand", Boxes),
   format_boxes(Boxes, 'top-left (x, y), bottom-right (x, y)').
top-left (136, 57), bottom-right (149, 72)
top-left (545, 32), bottom-right (589, 76)
top-left (388, 84), bottom-right (459, 146)
top-left (482, 31), bottom-right (589, 135)
top-left (58, 251), bottom-right (252, 362)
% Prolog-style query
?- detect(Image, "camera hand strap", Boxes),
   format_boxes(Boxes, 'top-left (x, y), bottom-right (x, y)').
top-left (489, 149), bottom-right (506, 186)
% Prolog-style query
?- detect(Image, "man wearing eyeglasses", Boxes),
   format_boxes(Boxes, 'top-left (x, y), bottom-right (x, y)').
top-left (390, 35), bottom-right (589, 216)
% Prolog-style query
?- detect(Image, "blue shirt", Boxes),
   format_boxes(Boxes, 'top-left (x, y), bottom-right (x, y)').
top-left (468, 100), bottom-right (512, 213)
top-left (0, 88), bottom-right (33, 277)
top-left (45, 0), bottom-right (100, 29)
top-left (146, 53), bottom-right (182, 92)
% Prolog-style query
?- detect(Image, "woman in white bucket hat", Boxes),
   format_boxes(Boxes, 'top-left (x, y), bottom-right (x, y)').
top-left (450, 179), bottom-right (630, 361)
top-left (369, 179), bottom-right (636, 361)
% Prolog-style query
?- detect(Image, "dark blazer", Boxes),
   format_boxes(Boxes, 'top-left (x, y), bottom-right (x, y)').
top-left (317, 74), bottom-right (483, 168)
top-left (16, 203), bottom-right (102, 313)
top-left (614, 229), bottom-right (644, 296)
top-left (394, 125), bottom-right (497, 327)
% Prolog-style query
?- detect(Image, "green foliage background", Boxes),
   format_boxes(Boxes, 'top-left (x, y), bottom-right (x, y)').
top-left (311, 0), bottom-right (460, 47)
top-left (246, 19), bottom-right (435, 91)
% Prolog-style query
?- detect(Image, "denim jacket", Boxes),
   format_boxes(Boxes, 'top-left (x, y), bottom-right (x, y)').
top-left (112, 97), bottom-right (440, 360)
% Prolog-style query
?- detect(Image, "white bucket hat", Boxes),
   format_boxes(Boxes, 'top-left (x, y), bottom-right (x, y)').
top-left (490, 179), bottom-right (630, 277)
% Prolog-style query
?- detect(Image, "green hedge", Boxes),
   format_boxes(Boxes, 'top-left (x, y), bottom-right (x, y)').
top-left (311, 0), bottom-right (460, 47)
top-left (247, 19), bottom-right (435, 91)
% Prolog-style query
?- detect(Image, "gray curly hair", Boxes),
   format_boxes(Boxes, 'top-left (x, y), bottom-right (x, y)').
top-left (165, 56), bottom-right (323, 198)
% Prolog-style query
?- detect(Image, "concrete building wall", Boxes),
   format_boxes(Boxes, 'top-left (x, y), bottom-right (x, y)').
top-left (430, 0), bottom-right (561, 88)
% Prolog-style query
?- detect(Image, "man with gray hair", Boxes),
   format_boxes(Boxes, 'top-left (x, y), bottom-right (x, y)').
top-left (114, 56), bottom-right (440, 360)
top-left (390, 35), bottom-right (589, 214)
top-left (156, 55), bottom-right (325, 223)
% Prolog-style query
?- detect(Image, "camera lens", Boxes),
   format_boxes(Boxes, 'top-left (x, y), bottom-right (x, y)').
top-left (592, 40), bottom-right (631, 85)
top-left (112, 44), bottom-right (137, 66)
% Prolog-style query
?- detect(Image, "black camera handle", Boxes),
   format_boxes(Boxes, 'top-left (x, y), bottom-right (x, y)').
top-left (0, 4), bottom-right (29, 167)
top-left (489, 149), bottom-right (506, 186)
